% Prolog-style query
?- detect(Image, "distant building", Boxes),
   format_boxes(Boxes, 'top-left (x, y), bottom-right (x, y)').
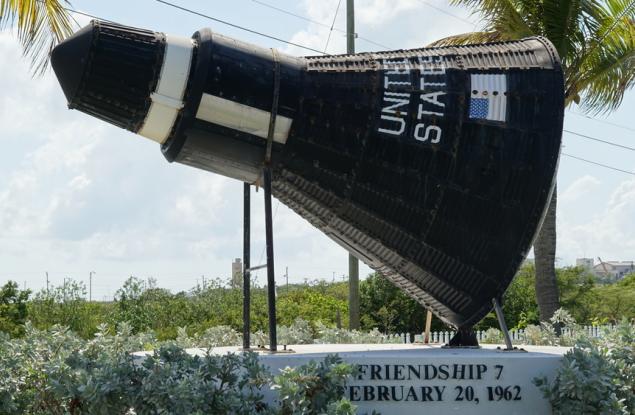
top-left (593, 261), bottom-right (635, 281)
top-left (231, 258), bottom-right (243, 289)
top-left (576, 257), bottom-right (634, 281)
top-left (576, 258), bottom-right (594, 269)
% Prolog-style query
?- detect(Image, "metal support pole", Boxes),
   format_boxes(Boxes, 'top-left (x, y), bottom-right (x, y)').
top-left (493, 297), bottom-right (513, 350)
top-left (242, 182), bottom-right (251, 349)
top-left (346, 0), bottom-right (361, 331)
top-left (264, 167), bottom-right (277, 351)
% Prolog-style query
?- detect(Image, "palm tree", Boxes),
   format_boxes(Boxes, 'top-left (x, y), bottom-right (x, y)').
top-left (1, 0), bottom-right (74, 74)
top-left (431, 0), bottom-right (635, 321)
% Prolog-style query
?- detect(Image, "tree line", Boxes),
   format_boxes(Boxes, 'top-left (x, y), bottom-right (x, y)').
top-left (1, 264), bottom-right (633, 339)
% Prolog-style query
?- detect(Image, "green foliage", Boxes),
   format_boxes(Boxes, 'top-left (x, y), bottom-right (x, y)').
top-left (503, 263), bottom-right (539, 328)
top-left (556, 266), bottom-right (596, 323)
top-left (360, 273), bottom-right (439, 334)
top-left (5, 265), bottom-right (634, 342)
top-left (588, 274), bottom-right (635, 324)
top-left (479, 264), bottom-right (635, 330)
top-left (0, 281), bottom-right (30, 337)
top-left (0, 324), bottom-right (358, 414)
top-left (28, 280), bottom-right (108, 338)
top-left (272, 354), bottom-right (357, 415)
top-left (278, 289), bottom-right (348, 328)
top-left (535, 320), bottom-right (635, 414)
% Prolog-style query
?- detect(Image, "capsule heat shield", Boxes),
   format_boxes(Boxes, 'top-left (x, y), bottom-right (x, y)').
top-left (51, 21), bottom-right (564, 328)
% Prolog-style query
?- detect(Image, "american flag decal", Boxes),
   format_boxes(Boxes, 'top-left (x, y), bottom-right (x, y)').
top-left (469, 74), bottom-right (507, 122)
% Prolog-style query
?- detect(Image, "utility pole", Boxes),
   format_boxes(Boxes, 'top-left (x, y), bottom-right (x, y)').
top-left (243, 182), bottom-right (251, 349)
top-left (46, 272), bottom-right (49, 293)
top-left (285, 266), bottom-right (289, 292)
top-left (89, 271), bottom-right (95, 302)
top-left (346, 0), bottom-right (360, 331)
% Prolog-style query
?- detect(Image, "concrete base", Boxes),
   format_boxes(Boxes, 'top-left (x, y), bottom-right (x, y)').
top-left (139, 343), bottom-right (567, 414)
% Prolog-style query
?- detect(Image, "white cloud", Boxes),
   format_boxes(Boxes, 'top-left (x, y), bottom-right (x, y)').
top-left (559, 175), bottom-right (601, 205)
top-left (558, 178), bottom-right (635, 263)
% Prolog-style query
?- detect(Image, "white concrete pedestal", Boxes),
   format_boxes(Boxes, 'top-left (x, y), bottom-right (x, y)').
top-left (193, 343), bottom-right (565, 414)
top-left (136, 343), bottom-right (566, 414)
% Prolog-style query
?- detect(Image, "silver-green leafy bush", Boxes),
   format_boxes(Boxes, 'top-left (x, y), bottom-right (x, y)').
top-left (271, 354), bottom-right (357, 415)
top-left (0, 323), bottom-right (359, 414)
top-left (278, 318), bottom-right (314, 345)
top-left (534, 320), bottom-right (634, 414)
top-left (313, 322), bottom-right (400, 345)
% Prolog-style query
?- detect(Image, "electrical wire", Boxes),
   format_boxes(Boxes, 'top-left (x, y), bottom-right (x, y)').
top-left (250, 0), bottom-right (392, 50)
top-left (562, 153), bottom-right (635, 176)
top-left (252, 0), bottom-right (331, 28)
top-left (154, 0), bottom-right (326, 54)
top-left (324, 0), bottom-right (343, 53)
top-left (253, 200), bottom-right (281, 280)
top-left (65, 8), bottom-right (114, 23)
top-left (567, 110), bottom-right (635, 133)
top-left (564, 129), bottom-right (635, 151)
top-left (416, 0), bottom-right (476, 26)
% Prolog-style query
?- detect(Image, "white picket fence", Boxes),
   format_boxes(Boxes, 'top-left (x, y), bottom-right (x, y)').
top-left (391, 325), bottom-right (619, 344)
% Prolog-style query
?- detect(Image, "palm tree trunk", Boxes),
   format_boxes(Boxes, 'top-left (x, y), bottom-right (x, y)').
top-left (534, 183), bottom-right (560, 321)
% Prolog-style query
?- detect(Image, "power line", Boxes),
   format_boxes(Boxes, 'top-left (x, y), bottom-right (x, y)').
top-left (324, 0), bottom-right (343, 53)
top-left (65, 7), bottom-right (113, 23)
top-left (562, 152), bottom-right (635, 176)
top-left (154, 0), bottom-right (325, 55)
top-left (254, 199), bottom-right (281, 278)
top-left (250, 0), bottom-right (392, 50)
top-left (417, 0), bottom-right (476, 26)
top-left (567, 110), bottom-right (635, 133)
top-left (252, 0), bottom-right (330, 28)
top-left (564, 129), bottom-right (635, 151)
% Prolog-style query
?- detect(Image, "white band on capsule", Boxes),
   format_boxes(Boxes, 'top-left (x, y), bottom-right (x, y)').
top-left (138, 34), bottom-right (194, 144)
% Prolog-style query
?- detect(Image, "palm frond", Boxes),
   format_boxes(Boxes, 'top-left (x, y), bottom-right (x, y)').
top-left (573, 19), bottom-right (635, 113)
top-left (449, 0), bottom-right (536, 37)
top-left (542, 0), bottom-right (583, 58)
top-left (0, 0), bottom-right (75, 76)
top-left (427, 31), bottom-right (509, 47)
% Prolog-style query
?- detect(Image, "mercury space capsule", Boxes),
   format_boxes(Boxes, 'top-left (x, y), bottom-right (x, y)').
top-left (50, 20), bottom-right (564, 331)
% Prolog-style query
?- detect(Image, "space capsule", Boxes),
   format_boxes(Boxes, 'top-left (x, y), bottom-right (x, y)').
top-left (51, 20), bottom-right (564, 330)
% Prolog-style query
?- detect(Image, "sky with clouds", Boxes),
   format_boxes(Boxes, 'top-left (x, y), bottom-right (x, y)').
top-left (0, 0), bottom-right (633, 299)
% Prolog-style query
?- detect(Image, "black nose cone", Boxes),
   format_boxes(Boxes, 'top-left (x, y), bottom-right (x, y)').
top-left (49, 20), bottom-right (166, 132)
top-left (51, 23), bottom-right (94, 104)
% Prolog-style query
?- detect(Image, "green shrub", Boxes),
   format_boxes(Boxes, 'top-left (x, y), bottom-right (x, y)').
top-left (0, 324), bottom-right (359, 414)
top-left (535, 320), bottom-right (635, 414)
top-left (0, 281), bottom-right (30, 337)
top-left (272, 354), bottom-right (357, 415)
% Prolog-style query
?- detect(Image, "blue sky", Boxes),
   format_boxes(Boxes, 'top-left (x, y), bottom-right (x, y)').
top-left (0, 0), bottom-right (633, 299)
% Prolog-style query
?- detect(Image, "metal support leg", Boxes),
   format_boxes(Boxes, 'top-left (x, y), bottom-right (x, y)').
top-left (242, 183), bottom-right (251, 350)
top-left (493, 297), bottom-right (513, 350)
top-left (263, 167), bottom-right (277, 351)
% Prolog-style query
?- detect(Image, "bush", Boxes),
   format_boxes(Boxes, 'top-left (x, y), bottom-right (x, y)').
top-left (28, 280), bottom-right (109, 338)
top-left (272, 354), bottom-right (356, 415)
top-left (534, 320), bottom-right (635, 414)
top-left (0, 324), bottom-right (359, 414)
top-left (0, 281), bottom-right (30, 337)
